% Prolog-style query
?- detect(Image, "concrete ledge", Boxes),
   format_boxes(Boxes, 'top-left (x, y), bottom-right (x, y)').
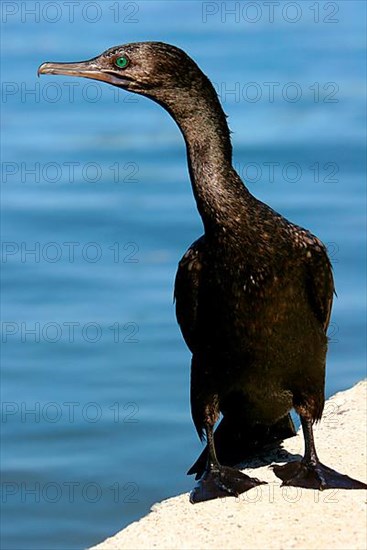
top-left (90, 381), bottom-right (367, 550)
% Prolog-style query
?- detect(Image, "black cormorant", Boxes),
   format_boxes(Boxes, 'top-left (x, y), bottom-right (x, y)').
top-left (38, 42), bottom-right (367, 502)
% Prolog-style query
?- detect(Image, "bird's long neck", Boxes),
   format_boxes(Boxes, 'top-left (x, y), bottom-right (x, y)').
top-left (159, 79), bottom-right (250, 233)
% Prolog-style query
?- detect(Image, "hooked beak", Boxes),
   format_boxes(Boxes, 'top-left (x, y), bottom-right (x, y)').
top-left (38, 59), bottom-right (130, 87)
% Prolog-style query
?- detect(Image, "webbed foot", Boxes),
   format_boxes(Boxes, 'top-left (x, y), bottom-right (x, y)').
top-left (273, 460), bottom-right (367, 490)
top-left (190, 465), bottom-right (266, 503)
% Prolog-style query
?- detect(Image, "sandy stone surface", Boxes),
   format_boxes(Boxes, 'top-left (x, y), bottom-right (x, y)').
top-left (90, 381), bottom-right (367, 550)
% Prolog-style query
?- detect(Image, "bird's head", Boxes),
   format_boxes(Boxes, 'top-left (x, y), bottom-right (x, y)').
top-left (38, 42), bottom-right (207, 104)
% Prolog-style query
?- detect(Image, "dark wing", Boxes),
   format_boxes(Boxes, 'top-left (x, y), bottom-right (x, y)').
top-left (305, 238), bottom-right (335, 333)
top-left (174, 236), bottom-right (205, 352)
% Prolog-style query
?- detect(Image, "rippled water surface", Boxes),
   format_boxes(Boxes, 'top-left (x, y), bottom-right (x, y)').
top-left (1, 2), bottom-right (366, 548)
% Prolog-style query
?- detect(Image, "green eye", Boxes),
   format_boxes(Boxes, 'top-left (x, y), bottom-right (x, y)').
top-left (115, 56), bottom-right (129, 69)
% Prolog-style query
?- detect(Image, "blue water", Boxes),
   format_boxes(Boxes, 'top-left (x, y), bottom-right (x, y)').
top-left (1, 1), bottom-right (366, 548)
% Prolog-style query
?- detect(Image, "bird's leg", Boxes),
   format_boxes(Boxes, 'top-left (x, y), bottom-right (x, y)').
top-left (273, 416), bottom-right (367, 490)
top-left (190, 422), bottom-right (266, 503)
top-left (205, 420), bottom-right (220, 470)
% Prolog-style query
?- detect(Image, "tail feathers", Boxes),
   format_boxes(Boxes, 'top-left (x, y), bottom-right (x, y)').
top-left (188, 413), bottom-right (296, 480)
